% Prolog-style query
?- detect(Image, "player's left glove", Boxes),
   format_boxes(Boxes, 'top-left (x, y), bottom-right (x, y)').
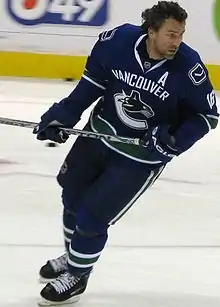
top-left (140, 125), bottom-right (180, 163)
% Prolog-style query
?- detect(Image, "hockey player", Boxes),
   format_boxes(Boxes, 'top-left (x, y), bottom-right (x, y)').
top-left (33, 1), bottom-right (219, 305)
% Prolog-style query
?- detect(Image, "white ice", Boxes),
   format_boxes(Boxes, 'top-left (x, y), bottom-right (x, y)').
top-left (0, 77), bottom-right (220, 307)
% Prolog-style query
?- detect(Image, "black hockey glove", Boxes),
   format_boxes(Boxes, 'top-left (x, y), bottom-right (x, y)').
top-left (33, 103), bottom-right (70, 143)
top-left (140, 125), bottom-right (180, 163)
top-left (33, 121), bottom-right (69, 143)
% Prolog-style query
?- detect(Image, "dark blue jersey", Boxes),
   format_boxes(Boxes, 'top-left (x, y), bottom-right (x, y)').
top-left (55, 23), bottom-right (219, 163)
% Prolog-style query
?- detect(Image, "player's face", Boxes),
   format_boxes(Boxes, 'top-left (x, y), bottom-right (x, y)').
top-left (150, 18), bottom-right (186, 59)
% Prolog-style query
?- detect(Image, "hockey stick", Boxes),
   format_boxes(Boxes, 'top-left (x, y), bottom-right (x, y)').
top-left (0, 116), bottom-right (140, 146)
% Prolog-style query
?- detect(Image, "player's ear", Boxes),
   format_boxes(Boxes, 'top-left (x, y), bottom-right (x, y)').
top-left (148, 27), bottom-right (154, 38)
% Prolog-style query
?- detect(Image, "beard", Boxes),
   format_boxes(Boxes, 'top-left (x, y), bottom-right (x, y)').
top-left (164, 48), bottom-right (178, 59)
top-left (165, 53), bottom-right (176, 59)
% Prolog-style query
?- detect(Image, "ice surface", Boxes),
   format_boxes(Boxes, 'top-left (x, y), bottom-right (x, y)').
top-left (0, 78), bottom-right (220, 306)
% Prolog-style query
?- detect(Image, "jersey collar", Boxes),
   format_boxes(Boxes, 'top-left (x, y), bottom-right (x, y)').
top-left (134, 34), bottom-right (167, 74)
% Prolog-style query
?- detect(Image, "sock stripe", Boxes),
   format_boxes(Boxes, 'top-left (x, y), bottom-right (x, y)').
top-left (69, 244), bottom-right (102, 259)
top-left (67, 256), bottom-right (96, 268)
top-left (64, 236), bottom-right (71, 243)
top-left (63, 226), bottom-right (74, 234)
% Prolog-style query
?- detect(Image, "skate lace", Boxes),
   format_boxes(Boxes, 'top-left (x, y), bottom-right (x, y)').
top-left (49, 254), bottom-right (67, 272)
top-left (50, 272), bottom-right (80, 294)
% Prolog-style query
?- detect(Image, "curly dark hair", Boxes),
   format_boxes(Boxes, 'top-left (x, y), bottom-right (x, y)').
top-left (141, 1), bottom-right (188, 33)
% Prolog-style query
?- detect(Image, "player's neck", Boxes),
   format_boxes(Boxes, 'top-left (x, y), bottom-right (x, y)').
top-left (146, 38), bottom-right (165, 60)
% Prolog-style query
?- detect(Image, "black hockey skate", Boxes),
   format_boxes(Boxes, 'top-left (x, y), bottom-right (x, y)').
top-left (39, 253), bottom-right (68, 283)
top-left (38, 271), bottom-right (90, 306)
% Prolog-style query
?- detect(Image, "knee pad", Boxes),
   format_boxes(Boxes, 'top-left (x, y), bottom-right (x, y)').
top-left (76, 208), bottom-right (109, 236)
top-left (61, 190), bottom-right (79, 213)
top-left (75, 225), bottom-right (100, 238)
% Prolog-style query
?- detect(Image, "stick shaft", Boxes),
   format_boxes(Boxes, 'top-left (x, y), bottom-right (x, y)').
top-left (0, 116), bottom-right (140, 146)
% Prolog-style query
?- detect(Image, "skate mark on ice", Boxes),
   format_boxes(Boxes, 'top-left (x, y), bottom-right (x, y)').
top-left (0, 159), bottom-right (17, 165)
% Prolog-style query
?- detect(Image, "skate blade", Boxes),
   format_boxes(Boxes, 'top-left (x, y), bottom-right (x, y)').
top-left (37, 295), bottom-right (80, 306)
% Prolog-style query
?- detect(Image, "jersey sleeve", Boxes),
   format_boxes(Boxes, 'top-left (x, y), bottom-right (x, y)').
top-left (50, 30), bottom-right (114, 125)
top-left (173, 61), bottom-right (219, 153)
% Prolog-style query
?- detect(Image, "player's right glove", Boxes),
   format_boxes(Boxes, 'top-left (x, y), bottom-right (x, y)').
top-left (33, 121), bottom-right (69, 144)
top-left (33, 102), bottom-right (78, 143)
top-left (140, 125), bottom-right (180, 163)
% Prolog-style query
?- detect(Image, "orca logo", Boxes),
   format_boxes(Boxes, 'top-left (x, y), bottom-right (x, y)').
top-left (114, 90), bottom-right (154, 129)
